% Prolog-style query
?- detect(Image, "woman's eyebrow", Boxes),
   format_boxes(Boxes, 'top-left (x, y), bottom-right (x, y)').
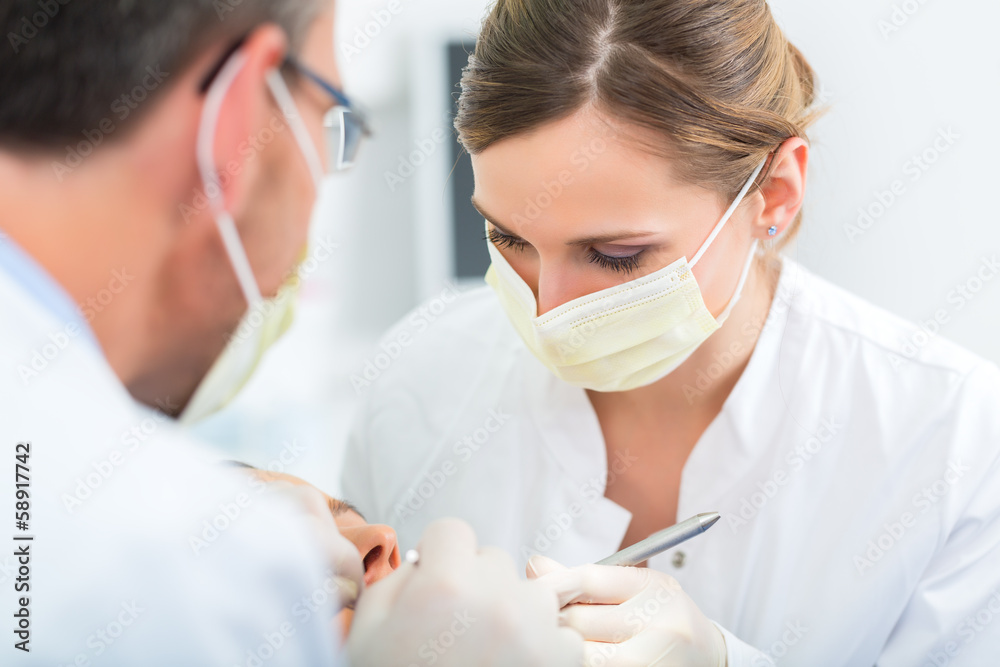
top-left (472, 196), bottom-right (656, 246)
top-left (471, 197), bottom-right (519, 237)
top-left (567, 231), bottom-right (658, 246)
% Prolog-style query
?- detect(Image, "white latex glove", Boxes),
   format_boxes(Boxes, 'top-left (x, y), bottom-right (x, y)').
top-left (348, 518), bottom-right (583, 666)
top-left (528, 555), bottom-right (726, 667)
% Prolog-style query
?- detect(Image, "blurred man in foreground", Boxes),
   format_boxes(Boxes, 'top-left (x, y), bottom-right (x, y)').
top-left (0, 1), bottom-right (581, 664)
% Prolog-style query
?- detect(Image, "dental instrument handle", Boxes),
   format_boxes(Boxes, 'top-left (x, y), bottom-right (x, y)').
top-left (402, 513), bottom-right (720, 569)
top-left (595, 512), bottom-right (721, 567)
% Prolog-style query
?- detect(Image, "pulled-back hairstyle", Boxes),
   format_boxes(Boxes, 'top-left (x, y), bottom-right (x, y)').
top-left (455, 0), bottom-right (826, 250)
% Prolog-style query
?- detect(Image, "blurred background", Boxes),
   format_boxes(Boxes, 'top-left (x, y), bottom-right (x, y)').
top-left (193, 0), bottom-right (1000, 499)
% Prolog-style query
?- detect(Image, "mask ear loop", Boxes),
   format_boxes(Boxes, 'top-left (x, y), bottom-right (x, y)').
top-left (265, 69), bottom-right (325, 190)
top-left (196, 50), bottom-right (264, 308)
top-left (689, 155), bottom-right (769, 269)
top-left (713, 237), bottom-right (758, 323)
top-left (690, 155), bottom-right (770, 322)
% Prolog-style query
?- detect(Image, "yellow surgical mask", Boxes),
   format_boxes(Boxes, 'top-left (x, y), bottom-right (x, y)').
top-left (485, 157), bottom-right (767, 393)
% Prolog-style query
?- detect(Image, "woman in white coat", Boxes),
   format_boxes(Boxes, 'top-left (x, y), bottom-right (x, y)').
top-left (343, 0), bottom-right (1000, 664)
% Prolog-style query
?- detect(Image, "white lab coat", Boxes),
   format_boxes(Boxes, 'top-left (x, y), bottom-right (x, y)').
top-left (343, 255), bottom-right (1000, 666)
top-left (0, 264), bottom-right (343, 664)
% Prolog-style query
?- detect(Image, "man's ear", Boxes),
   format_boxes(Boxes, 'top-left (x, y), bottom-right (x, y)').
top-left (753, 137), bottom-right (808, 239)
top-left (208, 24), bottom-right (289, 216)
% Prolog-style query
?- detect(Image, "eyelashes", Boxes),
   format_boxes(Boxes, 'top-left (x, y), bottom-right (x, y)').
top-left (485, 227), bottom-right (526, 252)
top-left (485, 227), bottom-right (645, 276)
top-left (586, 249), bottom-right (642, 275)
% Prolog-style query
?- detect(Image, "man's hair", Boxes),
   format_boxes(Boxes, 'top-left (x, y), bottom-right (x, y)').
top-left (0, 0), bottom-right (322, 152)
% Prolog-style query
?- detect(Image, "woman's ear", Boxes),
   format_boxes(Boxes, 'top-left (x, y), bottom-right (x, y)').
top-left (753, 137), bottom-right (809, 239)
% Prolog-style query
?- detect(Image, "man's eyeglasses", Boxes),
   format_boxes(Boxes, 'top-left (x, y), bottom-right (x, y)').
top-left (199, 40), bottom-right (371, 172)
top-left (284, 55), bottom-right (371, 171)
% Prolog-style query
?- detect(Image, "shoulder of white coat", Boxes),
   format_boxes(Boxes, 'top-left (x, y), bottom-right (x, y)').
top-left (60, 428), bottom-right (336, 638)
top-left (781, 256), bottom-right (988, 378)
top-left (0, 272), bottom-right (336, 659)
top-left (772, 258), bottom-right (1000, 531)
top-left (17, 398), bottom-right (337, 657)
top-left (54, 406), bottom-right (332, 580)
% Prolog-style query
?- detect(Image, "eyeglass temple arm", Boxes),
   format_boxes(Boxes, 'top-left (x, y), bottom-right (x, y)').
top-left (284, 56), bottom-right (353, 108)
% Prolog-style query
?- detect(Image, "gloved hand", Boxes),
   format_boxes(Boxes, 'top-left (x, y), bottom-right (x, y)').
top-left (528, 555), bottom-right (727, 667)
top-left (348, 518), bottom-right (583, 666)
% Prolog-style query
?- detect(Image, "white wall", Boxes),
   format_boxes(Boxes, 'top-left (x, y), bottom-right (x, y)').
top-left (773, 0), bottom-right (1000, 362)
top-left (195, 0), bottom-right (1000, 497)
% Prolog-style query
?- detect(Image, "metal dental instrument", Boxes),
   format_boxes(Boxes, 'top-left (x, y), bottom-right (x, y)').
top-left (401, 513), bottom-right (720, 568)
top-left (596, 512), bottom-right (721, 567)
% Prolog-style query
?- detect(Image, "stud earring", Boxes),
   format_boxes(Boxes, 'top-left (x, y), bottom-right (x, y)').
top-left (767, 225), bottom-right (778, 237)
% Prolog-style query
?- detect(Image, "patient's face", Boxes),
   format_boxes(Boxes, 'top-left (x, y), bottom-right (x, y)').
top-left (250, 469), bottom-right (401, 583)
top-left (247, 469), bottom-right (401, 636)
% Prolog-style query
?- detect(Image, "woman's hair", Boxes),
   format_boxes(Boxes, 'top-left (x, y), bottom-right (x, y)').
top-left (455, 0), bottom-right (827, 251)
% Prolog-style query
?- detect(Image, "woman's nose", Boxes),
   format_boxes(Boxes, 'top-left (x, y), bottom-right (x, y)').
top-left (536, 269), bottom-right (580, 316)
top-left (356, 524), bottom-right (401, 586)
